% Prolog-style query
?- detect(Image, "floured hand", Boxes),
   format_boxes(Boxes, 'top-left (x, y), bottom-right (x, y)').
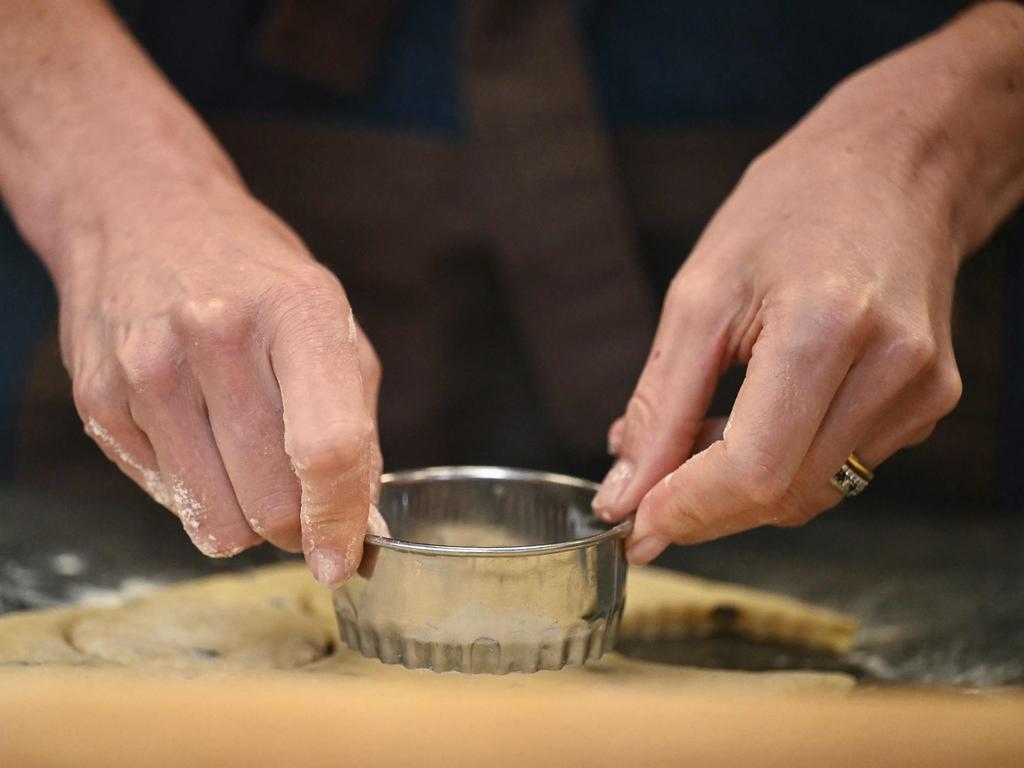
top-left (58, 174), bottom-right (382, 586)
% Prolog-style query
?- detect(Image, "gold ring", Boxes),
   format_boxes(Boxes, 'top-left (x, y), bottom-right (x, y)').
top-left (829, 452), bottom-right (874, 498)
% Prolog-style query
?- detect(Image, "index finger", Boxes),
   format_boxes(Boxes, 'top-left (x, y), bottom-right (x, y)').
top-left (628, 303), bottom-right (860, 562)
top-left (269, 280), bottom-right (375, 587)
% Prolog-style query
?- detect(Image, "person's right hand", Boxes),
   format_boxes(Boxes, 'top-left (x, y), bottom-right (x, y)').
top-left (58, 169), bottom-right (382, 587)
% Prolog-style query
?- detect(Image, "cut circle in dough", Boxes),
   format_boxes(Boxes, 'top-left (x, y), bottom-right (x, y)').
top-left (68, 571), bottom-right (331, 670)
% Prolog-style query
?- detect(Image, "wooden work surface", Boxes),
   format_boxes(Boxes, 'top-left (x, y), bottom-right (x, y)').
top-left (2, 667), bottom-right (1023, 767)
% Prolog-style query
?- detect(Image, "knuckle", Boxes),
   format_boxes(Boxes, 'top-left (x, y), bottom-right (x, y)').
top-left (659, 494), bottom-right (707, 541)
top-left (361, 345), bottom-right (383, 385)
top-left (887, 329), bottom-right (938, 378)
top-left (300, 505), bottom-right (347, 532)
top-left (269, 272), bottom-right (351, 345)
top-left (251, 486), bottom-right (300, 518)
top-left (301, 505), bottom-right (358, 536)
top-left (289, 262), bottom-right (344, 293)
top-left (913, 361), bottom-right (962, 423)
top-left (932, 363), bottom-right (963, 416)
top-left (624, 386), bottom-right (660, 436)
top-left (272, 266), bottom-right (344, 314)
top-left (607, 416), bottom-right (626, 454)
top-left (176, 297), bottom-right (253, 350)
top-left (740, 150), bottom-right (771, 182)
top-left (115, 330), bottom-right (183, 396)
top-left (288, 418), bottom-right (374, 476)
top-left (663, 273), bottom-right (691, 315)
top-left (246, 488), bottom-right (300, 536)
top-left (813, 288), bottom-right (877, 341)
top-left (778, 288), bottom-right (876, 360)
top-left (121, 353), bottom-right (181, 397)
top-left (729, 449), bottom-right (791, 507)
top-left (662, 266), bottom-right (726, 328)
top-left (72, 373), bottom-right (121, 423)
top-left (771, 486), bottom-right (801, 520)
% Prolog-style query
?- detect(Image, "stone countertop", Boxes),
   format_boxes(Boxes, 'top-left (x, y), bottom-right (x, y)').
top-left (1, 487), bottom-right (1021, 686)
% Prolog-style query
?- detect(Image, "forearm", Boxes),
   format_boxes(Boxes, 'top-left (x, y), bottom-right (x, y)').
top-left (786, 1), bottom-right (1024, 260)
top-left (0, 0), bottom-right (241, 278)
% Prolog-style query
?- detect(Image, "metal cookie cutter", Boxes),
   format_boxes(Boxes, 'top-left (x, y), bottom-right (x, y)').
top-left (333, 466), bottom-right (632, 674)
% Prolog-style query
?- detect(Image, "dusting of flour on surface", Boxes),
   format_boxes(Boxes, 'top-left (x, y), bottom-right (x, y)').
top-left (69, 577), bottom-right (164, 608)
top-left (51, 553), bottom-right (86, 577)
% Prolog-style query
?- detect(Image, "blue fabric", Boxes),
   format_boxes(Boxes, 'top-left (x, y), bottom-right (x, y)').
top-left (581, 1), bottom-right (961, 126)
top-left (117, 0), bottom-right (960, 131)
top-left (119, 0), bottom-right (464, 134)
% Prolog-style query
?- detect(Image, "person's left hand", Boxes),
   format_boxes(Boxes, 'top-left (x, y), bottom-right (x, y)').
top-left (591, 60), bottom-right (968, 565)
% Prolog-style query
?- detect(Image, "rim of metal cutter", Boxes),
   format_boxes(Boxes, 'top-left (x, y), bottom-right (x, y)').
top-left (364, 465), bottom-right (633, 557)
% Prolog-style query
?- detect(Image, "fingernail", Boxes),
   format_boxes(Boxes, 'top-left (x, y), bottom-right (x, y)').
top-left (607, 431), bottom-right (623, 457)
top-left (594, 506), bottom-right (614, 523)
top-left (309, 547), bottom-right (351, 587)
top-left (626, 535), bottom-right (669, 565)
top-left (592, 459), bottom-right (634, 513)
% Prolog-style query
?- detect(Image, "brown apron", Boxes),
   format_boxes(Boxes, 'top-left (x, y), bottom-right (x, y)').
top-left (216, 0), bottom-right (661, 470)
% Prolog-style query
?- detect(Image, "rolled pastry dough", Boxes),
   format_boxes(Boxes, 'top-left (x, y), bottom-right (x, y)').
top-left (0, 563), bottom-right (857, 694)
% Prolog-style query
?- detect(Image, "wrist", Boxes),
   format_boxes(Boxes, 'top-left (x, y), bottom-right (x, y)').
top-left (812, 2), bottom-right (1024, 261)
top-left (0, 0), bottom-right (246, 282)
top-left (23, 124), bottom-right (245, 290)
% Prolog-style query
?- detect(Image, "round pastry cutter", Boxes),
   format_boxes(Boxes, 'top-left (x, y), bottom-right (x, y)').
top-left (333, 466), bottom-right (631, 674)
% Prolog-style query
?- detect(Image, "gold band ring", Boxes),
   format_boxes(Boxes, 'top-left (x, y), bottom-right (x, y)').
top-left (829, 453), bottom-right (874, 498)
